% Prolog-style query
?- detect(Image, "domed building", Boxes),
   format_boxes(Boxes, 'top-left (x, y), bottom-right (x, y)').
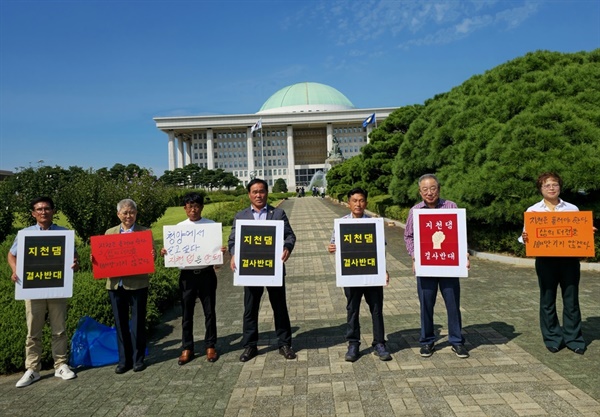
top-left (154, 82), bottom-right (397, 188)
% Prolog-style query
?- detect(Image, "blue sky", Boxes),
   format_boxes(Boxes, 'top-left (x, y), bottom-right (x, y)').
top-left (1, 0), bottom-right (598, 176)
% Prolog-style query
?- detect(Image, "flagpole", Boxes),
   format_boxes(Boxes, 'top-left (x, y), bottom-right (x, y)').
top-left (260, 120), bottom-right (264, 180)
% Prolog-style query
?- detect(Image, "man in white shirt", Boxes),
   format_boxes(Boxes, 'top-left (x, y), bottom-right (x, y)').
top-left (161, 193), bottom-right (225, 365)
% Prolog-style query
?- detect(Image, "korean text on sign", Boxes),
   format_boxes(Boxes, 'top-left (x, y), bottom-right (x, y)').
top-left (15, 230), bottom-right (75, 300)
top-left (524, 211), bottom-right (595, 257)
top-left (91, 230), bottom-right (155, 279)
top-left (163, 223), bottom-right (223, 268)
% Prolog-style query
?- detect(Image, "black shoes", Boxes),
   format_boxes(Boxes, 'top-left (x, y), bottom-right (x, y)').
top-left (279, 345), bottom-right (296, 359)
top-left (345, 344), bottom-right (359, 362)
top-left (568, 347), bottom-right (585, 355)
top-left (451, 344), bottom-right (470, 358)
top-left (373, 343), bottom-right (392, 361)
top-left (547, 345), bottom-right (585, 355)
top-left (239, 346), bottom-right (258, 362)
top-left (419, 344), bottom-right (435, 358)
top-left (133, 362), bottom-right (146, 372)
top-left (115, 364), bottom-right (132, 374)
top-left (239, 346), bottom-right (297, 361)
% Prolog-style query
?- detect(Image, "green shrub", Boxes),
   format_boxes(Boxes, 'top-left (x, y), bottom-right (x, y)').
top-left (466, 223), bottom-right (526, 256)
top-left (272, 178), bottom-right (288, 193)
top-left (210, 199), bottom-right (248, 226)
top-left (384, 205), bottom-right (411, 223)
top-left (0, 181), bottom-right (16, 242)
top-left (366, 195), bottom-right (394, 217)
top-left (270, 192), bottom-right (296, 200)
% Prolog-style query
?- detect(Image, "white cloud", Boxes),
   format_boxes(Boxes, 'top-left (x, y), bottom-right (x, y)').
top-left (292, 0), bottom-right (541, 50)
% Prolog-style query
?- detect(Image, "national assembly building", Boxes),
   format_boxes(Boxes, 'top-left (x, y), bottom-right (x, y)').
top-left (154, 82), bottom-right (397, 189)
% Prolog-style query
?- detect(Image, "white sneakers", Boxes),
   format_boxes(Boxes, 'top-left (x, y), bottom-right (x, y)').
top-left (15, 369), bottom-right (40, 388)
top-left (15, 365), bottom-right (76, 387)
top-left (54, 364), bottom-right (76, 380)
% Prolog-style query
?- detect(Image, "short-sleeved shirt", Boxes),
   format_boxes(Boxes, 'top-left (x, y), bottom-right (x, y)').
top-left (177, 217), bottom-right (216, 270)
top-left (330, 213), bottom-right (369, 244)
top-left (10, 223), bottom-right (69, 256)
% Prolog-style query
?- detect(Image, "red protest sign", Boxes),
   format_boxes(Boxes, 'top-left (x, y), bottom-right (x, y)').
top-left (417, 212), bottom-right (460, 266)
top-left (413, 209), bottom-right (469, 278)
top-left (91, 230), bottom-right (155, 279)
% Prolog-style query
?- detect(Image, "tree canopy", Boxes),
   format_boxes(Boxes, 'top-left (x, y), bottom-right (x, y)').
top-left (1, 164), bottom-right (170, 243)
top-left (328, 49), bottom-right (600, 229)
top-left (159, 165), bottom-right (240, 189)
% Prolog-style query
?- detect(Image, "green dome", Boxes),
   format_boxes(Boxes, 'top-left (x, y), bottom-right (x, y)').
top-left (258, 82), bottom-right (355, 114)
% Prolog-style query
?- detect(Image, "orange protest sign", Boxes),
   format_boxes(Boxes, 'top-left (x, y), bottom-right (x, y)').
top-left (524, 211), bottom-right (595, 257)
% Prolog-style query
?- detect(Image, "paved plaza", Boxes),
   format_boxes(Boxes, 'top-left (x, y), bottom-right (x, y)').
top-left (1, 196), bottom-right (599, 416)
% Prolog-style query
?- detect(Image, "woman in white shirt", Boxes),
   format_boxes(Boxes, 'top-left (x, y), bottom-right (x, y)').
top-left (521, 172), bottom-right (591, 355)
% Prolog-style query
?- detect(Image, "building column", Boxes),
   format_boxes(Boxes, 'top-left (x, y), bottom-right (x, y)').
top-left (366, 125), bottom-right (373, 144)
top-left (168, 131), bottom-right (176, 171)
top-left (185, 139), bottom-right (192, 166)
top-left (286, 125), bottom-right (296, 189)
top-left (327, 123), bottom-right (333, 155)
top-left (176, 136), bottom-right (184, 169)
top-left (246, 127), bottom-right (255, 177)
top-left (207, 129), bottom-right (214, 169)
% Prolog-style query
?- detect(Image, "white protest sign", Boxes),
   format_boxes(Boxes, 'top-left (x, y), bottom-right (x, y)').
top-left (15, 230), bottom-right (75, 300)
top-left (163, 223), bottom-right (223, 268)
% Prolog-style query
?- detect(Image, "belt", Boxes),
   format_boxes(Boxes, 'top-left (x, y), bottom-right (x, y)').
top-left (182, 268), bottom-right (210, 275)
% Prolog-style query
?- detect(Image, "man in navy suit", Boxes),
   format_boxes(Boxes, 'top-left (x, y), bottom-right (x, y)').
top-left (228, 178), bottom-right (297, 362)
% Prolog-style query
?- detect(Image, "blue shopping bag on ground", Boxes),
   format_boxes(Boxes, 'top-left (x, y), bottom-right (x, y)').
top-left (70, 316), bottom-right (119, 367)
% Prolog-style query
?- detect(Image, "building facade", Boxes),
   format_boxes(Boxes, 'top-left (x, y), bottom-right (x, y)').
top-left (154, 82), bottom-right (397, 188)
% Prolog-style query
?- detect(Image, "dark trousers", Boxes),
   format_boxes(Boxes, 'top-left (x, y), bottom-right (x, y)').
top-left (535, 257), bottom-right (584, 350)
top-left (344, 286), bottom-right (385, 346)
top-left (241, 282), bottom-right (292, 348)
top-left (180, 268), bottom-right (217, 351)
top-left (417, 277), bottom-right (464, 346)
top-left (108, 287), bottom-right (148, 368)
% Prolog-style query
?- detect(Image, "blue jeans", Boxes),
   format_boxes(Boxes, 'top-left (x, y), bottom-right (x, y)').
top-left (417, 277), bottom-right (464, 346)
